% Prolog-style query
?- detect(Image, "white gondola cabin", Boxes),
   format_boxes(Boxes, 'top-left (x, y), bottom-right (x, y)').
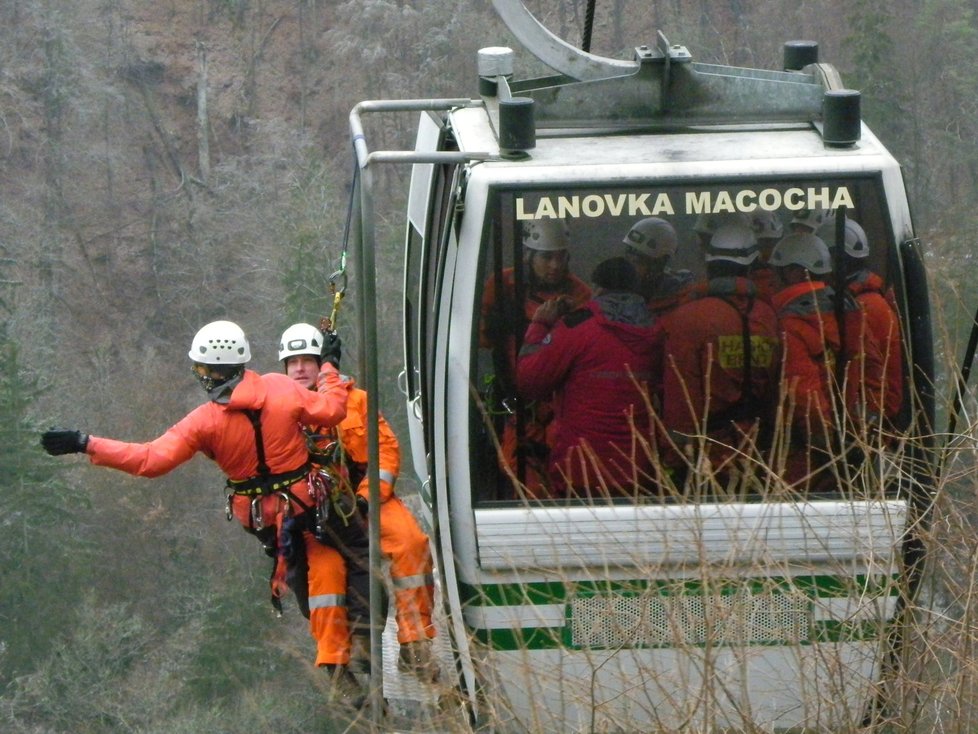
top-left (349, 6), bottom-right (935, 731)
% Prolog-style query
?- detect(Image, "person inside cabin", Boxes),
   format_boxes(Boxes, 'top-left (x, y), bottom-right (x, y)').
top-left (621, 216), bottom-right (695, 316)
top-left (769, 233), bottom-right (885, 490)
top-left (655, 222), bottom-right (781, 493)
top-left (516, 257), bottom-right (659, 498)
top-left (480, 219), bottom-right (592, 498)
top-left (817, 216), bottom-right (905, 428)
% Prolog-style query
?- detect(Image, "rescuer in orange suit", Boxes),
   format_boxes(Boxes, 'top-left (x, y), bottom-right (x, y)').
top-left (480, 219), bottom-right (591, 497)
top-left (818, 217), bottom-right (904, 425)
top-left (279, 322), bottom-right (438, 682)
top-left (769, 234), bottom-right (885, 488)
top-left (656, 223), bottom-right (781, 485)
top-left (40, 320), bottom-right (364, 702)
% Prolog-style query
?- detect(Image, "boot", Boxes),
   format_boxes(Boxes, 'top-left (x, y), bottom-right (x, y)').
top-left (322, 664), bottom-right (366, 710)
top-left (348, 632), bottom-right (371, 675)
top-left (398, 639), bottom-right (439, 683)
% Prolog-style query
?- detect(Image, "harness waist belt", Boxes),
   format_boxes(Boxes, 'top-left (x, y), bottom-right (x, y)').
top-left (227, 464), bottom-right (309, 496)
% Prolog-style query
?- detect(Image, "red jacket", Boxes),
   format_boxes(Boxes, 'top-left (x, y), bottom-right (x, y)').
top-left (516, 293), bottom-right (658, 494)
top-left (87, 366), bottom-right (347, 517)
top-left (658, 277), bottom-right (780, 437)
top-left (848, 269), bottom-right (904, 419)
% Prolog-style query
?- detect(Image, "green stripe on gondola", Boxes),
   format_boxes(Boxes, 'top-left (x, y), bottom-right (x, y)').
top-left (460, 574), bottom-right (900, 607)
top-left (471, 619), bottom-right (890, 651)
top-left (461, 574), bottom-right (901, 651)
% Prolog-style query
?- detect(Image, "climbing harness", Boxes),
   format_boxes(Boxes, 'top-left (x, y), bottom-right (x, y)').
top-left (225, 408), bottom-right (312, 615)
top-left (304, 428), bottom-right (362, 545)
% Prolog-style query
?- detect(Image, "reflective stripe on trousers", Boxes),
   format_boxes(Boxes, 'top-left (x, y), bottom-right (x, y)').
top-left (305, 533), bottom-right (351, 666)
top-left (392, 572), bottom-right (435, 590)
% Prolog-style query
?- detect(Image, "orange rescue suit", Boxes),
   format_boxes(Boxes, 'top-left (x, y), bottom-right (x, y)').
top-left (657, 276), bottom-right (781, 470)
top-left (310, 377), bottom-right (435, 644)
top-left (86, 365), bottom-right (353, 667)
top-left (847, 269), bottom-right (904, 421)
top-left (773, 279), bottom-right (885, 439)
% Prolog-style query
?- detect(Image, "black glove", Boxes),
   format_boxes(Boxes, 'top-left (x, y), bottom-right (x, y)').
top-left (320, 331), bottom-right (342, 369)
top-left (356, 495), bottom-right (368, 518)
top-left (41, 428), bottom-right (89, 456)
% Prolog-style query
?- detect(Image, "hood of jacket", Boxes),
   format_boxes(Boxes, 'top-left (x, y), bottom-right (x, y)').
top-left (590, 292), bottom-right (657, 351)
top-left (772, 279), bottom-right (834, 316)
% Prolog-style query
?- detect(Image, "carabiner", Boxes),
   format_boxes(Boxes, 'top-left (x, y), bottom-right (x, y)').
top-left (250, 496), bottom-right (264, 531)
top-left (276, 491), bottom-right (292, 517)
top-left (328, 251), bottom-right (348, 298)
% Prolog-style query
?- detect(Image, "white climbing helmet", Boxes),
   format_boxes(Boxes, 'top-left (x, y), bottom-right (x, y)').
top-left (705, 223), bottom-right (759, 265)
top-left (622, 217), bottom-right (679, 258)
top-left (188, 320), bottom-right (251, 364)
top-left (769, 232), bottom-right (833, 275)
top-left (278, 322), bottom-right (324, 362)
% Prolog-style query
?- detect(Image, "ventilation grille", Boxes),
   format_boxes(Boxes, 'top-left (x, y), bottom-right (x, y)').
top-left (570, 588), bottom-right (811, 648)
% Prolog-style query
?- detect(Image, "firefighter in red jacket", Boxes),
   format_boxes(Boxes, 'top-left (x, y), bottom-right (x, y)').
top-left (819, 217), bottom-right (905, 425)
top-left (656, 222), bottom-right (781, 487)
top-left (278, 323), bottom-right (437, 681)
top-left (517, 257), bottom-right (659, 497)
top-left (480, 219), bottom-right (592, 497)
top-left (40, 321), bottom-right (362, 701)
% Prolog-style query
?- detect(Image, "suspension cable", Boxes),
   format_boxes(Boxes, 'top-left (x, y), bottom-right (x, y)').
top-left (582, 0), bottom-right (596, 53)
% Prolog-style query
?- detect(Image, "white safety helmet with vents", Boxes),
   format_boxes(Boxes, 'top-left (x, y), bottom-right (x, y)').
top-left (522, 220), bottom-right (570, 252)
top-left (818, 218), bottom-right (870, 259)
top-left (750, 210), bottom-right (784, 240)
top-left (705, 223), bottom-right (760, 265)
top-left (769, 233), bottom-right (833, 275)
top-left (278, 322), bottom-right (324, 362)
top-left (790, 208), bottom-right (830, 232)
top-left (188, 320), bottom-right (251, 364)
top-left (622, 217), bottom-right (678, 258)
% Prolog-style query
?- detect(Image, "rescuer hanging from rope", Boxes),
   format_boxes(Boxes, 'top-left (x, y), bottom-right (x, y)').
top-left (40, 320), bottom-right (367, 709)
top-left (279, 322), bottom-right (439, 682)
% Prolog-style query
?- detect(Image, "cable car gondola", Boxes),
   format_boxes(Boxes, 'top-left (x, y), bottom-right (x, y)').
top-left (348, 3), bottom-right (935, 729)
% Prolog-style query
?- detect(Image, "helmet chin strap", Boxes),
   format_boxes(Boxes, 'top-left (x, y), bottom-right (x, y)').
top-left (192, 366), bottom-right (245, 403)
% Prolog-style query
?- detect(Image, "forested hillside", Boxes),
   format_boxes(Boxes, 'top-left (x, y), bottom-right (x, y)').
top-left (4, 1), bottom-right (978, 731)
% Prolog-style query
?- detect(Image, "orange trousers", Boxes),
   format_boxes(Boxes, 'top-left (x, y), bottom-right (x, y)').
top-left (379, 497), bottom-right (435, 643)
top-left (304, 530), bottom-right (352, 666)
top-left (230, 490), bottom-right (350, 667)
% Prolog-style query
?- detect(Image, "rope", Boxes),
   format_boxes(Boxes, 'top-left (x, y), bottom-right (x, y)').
top-left (582, 0), bottom-right (596, 53)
